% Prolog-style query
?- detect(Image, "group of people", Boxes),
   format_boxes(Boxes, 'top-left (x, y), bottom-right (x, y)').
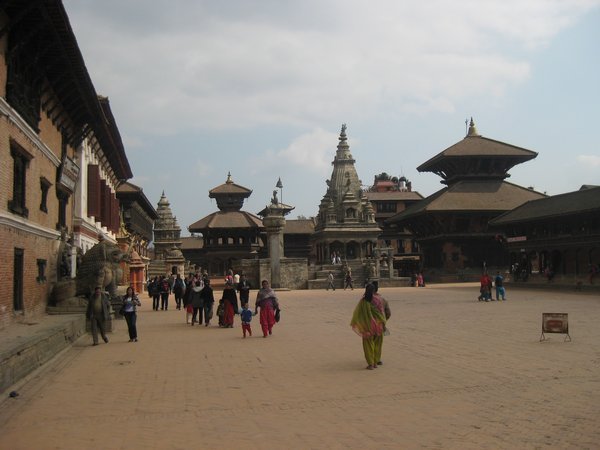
top-left (331, 252), bottom-right (342, 264)
top-left (86, 270), bottom-right (283, 345)
top-left (478, 271), bottom-right (507, 301)
top-left (87, 272), bottom-right (397, 371)
top-left (146, 275), bottom-right (176, 311)
top-left (325, 268), bottom-right (355, 291)
top-left (410, 272), bottom-right (425, 287)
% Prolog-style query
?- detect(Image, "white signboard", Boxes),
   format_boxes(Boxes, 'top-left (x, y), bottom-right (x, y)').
top-left (58, 156), bottom-right (80, 193)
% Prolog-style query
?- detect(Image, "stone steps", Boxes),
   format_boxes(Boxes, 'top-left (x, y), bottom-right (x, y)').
top-left (0, 314), bottom-right (87, 394)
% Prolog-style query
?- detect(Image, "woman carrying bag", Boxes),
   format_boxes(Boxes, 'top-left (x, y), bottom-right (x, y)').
top-left (121, 286), bottom-right (142, 342)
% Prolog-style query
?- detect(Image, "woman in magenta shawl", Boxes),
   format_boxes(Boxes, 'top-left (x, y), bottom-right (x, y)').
top-left (255, 280), bottom-right (279, 337)
top-left (350, 283), bottom-right (386, 370)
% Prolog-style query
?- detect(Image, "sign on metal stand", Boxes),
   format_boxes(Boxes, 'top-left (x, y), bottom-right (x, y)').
top-left (540, 313), bottom-right (571, 342)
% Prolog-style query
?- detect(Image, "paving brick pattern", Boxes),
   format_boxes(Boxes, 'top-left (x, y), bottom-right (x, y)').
top-left (0, 284), bottom-right (598, 449)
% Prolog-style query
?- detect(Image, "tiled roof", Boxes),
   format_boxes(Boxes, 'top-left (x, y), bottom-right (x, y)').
top-left (387, 180), bottom-right (545, 224)
top-left (490, 186), bottom-right (600, 225)
top-left (283, 219), bottom-right (315, 234)
top-left (418, 135), bottom-right (537, 172)
top-left (188, 211), bottom-right (263, 231)
top-left (365, 191), bottom-right (424, 201)
top-left (180, 236), bottom-right (204, 249)
top-left (209, 182), bottom-right (252, 196)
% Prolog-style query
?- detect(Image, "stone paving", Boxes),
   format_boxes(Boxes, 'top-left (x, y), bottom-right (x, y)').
top-left (0, 283), bottom-right (598, 450)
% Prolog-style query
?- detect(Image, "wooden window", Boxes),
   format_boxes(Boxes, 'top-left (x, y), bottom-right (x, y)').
top-left (111, 192), bottom-right (120, 232)
top-left (8, 143), bottom-right (32, 218)
top-left (57, 189), bottom-right (69, 230)
top-left (376, 202), bottom-right (397, 213)
top-left (13, 248), bottom-right (24, 311)
top-left (87, 165), bottom-right (101, 218)
top-left (100, 180), bottom-right (109, 227)
top-left (36, 259), bottom-right (47, 283)
top-left (40, 177), bottom-right (51, 213)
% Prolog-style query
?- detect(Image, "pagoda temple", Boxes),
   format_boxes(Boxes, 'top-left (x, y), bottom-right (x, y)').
top-left (188, 173), bottom-right (264, 275)
top-left (312, 124), bottom-right (381, 264)
top-left (387, 119), bottom-right (546, 276)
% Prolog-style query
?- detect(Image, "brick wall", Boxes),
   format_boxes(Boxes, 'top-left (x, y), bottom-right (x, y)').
top-left (0, 224), bottom-right (58, 329)
top-left (1, 86), bottom-right (75, 329)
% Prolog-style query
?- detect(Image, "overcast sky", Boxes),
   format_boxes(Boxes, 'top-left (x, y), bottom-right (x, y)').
top-left (63, 0), bottom-right (600, 236)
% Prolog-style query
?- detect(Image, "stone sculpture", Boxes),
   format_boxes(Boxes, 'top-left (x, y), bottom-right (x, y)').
top-left (76, 239), bottom-right (128, 297)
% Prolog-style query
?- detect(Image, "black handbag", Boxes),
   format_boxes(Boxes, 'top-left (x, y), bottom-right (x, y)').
top-left (274, 308), bottom-right (281, 323)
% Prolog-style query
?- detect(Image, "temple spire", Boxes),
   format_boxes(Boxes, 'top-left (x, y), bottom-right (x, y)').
top-left (467, 117), bottom-right (480, 137)
top-left (226, 172), bottom-right (233, 184)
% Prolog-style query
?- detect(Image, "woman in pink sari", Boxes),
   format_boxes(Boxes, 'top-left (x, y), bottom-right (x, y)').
top-left (255, 280), bottom-right (279, 337)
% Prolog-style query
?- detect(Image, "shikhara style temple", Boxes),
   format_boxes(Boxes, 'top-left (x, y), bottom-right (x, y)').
top-left (149, 192), bottom-right (185, 277)
top-left (312, 124), bottom-right (381, 264)
top-left (387, 119), bottom-right (545, 277)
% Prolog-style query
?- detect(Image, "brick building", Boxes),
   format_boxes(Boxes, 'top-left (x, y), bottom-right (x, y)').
top-left (365, 174), bottom-right (424, 276)
top-left (0, 2), bottom-right (133, 328)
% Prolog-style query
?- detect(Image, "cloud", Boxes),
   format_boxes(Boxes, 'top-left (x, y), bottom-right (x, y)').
top-left (64, 0), bottom-right (599, 137)
top-left (577, 155), bottom-right (600, 167)
top-left (195, 160), bottom-right (213, 177)
top-left (272, 128), bottom-right (338, 175)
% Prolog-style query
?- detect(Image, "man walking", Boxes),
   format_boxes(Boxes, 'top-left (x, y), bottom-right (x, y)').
top-left (86, 286), bottom-right (110, 346)
top-left (326, 271), bottom-right (336, 291)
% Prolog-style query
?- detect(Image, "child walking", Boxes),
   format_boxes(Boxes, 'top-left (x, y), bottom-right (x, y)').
top-left (240, 302), bottom-right (253, 338)
top-left (216, 299), bottom-right (225, 327)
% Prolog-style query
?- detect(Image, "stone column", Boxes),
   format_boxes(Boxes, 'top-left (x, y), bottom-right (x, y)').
top-left (263, 213), bottom-right (286, 289)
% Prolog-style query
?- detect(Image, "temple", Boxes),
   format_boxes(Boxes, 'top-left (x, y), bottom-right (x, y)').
top-left (148, 192), bottom-right (185, 277)
top-left (187, 173), bottom-right (264, 274)
top-left (387, 119), bottom-right (545, 278)
top-left (312, 124), bottom-right (381, 264)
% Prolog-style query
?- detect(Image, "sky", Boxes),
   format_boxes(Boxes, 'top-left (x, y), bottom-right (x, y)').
top-left (62, 0), bottom-right (600, 236)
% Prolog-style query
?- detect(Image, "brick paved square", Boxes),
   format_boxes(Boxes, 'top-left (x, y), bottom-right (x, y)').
top-left (1, 284), bottom-right (598, 449)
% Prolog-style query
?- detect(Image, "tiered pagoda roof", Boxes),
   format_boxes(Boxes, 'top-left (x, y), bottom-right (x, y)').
top-left (189, 173), bottom-right (263, 233)
top-left (418, 118), bottom-right (538, 185)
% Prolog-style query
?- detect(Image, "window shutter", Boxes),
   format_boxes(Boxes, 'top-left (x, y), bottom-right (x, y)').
top-left (87, 165), bottom-right (100, 218)
top-left (100, 180), bottom-right (109, 227)
top-left (111, 192), bottom-right (120, 232)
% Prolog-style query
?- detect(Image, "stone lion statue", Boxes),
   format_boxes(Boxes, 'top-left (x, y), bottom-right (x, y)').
top-left (76, 240), bottom-right (128, 297)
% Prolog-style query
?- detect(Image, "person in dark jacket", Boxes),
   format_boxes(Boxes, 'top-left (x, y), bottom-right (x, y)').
top-left (237, 274), bottom-right (252, 306)
top-left (221, 280), bottom-right (239, 328)
top-left (200, 279), bottom-right (215, 326)
top-left (150, 276), bottom-right (160, 311)
top-left (189, 280), bottom-right (204, 326)
top-left (183, 273), bottom-right (194, 324)
top-left (172, 274), bottom-right (185, 310)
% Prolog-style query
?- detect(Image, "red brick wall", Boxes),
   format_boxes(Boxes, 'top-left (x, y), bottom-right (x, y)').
top-left (0, 224), bottom-right (58, 328)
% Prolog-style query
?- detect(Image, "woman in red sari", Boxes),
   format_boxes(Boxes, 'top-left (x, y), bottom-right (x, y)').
top-left (255, 280), bottom-right (279, 337)
top-left (221, 281), bottom-right (238, 328)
